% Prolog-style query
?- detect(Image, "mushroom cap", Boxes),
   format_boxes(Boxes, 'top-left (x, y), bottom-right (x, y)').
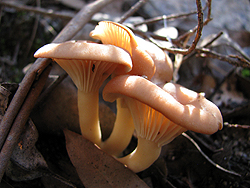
top-left (162, 82), bottom-right (223, 130)
top-left (135, 36), bottom-right (173, 84)
top-left (103, 75), bottom-right (223, 134)
top-left (89, 21), bottom-right (155, 79)
top-left (34, 40), bottom-right (132, 75)
top-left (90, 21), bottom-right (137, 55)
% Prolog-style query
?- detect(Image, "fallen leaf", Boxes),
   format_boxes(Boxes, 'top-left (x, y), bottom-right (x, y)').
top-left (6, 119), bottom-right (48, 181)
top-left (64, 129), bottom-right (149, 188)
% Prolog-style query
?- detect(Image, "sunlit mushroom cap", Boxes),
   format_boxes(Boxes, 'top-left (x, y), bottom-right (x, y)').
top-left (162, 82), bottom-right (223, 131)
top-left (34, 40), bottom-right (132, 92)
top-left (103, 75), bottom-right (223, 135)
top-left (135, 36), bottom-right (173, 84)
top-left (34, 40), bottom-right (132, 75)
top-left (90, 21), bottom-right (136, 55)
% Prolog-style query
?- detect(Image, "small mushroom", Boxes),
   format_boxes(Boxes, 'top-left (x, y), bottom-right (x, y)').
top-left (90, 21), bottom-right (155, 79)
top-left (102, 75), bottom-right (223, 172)
top-left (34, 40), bottom-right (132, 145)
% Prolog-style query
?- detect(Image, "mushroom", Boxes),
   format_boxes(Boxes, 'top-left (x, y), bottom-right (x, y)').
top-left (135, 36), bottom-right (173, 85)
top-left (90, 21), bottom-right (156, 156)
top-left (102, 75), bottom-right (223, 172)
top-left (89, 21), bottom-right (155, 79)
top-left (34, 40), bottom-right (132, 145)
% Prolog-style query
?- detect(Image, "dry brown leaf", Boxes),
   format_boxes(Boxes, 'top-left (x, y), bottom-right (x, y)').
top-left (6, 119), bottom-right (48, 181)
top-left (64, 129), bottom-right (149, 188)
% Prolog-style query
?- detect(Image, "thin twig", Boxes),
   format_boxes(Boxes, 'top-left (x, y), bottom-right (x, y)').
top-left (35, 71), bottom-right (68, 108)
top-left (0, 58), bottom-right (49, 150)
top-left (224, 122), bottom-right (250, 129)
top-left (149, 0), bottom-right (204, 55)
top-left (133, 11), bottom-right (198, 27)
top-left (118, 0), bottom-right (149, 24)
top-left (182, 132), bottom-right (241, 177)
top-left (133, 0), bottom-right (209, 27)
top-left (182, 31), bottom-right (224, 64)
top-left (196, 48), bottom-right (250, 68)
top-left (24, 0), bottom-right (41, 59)
top-left (203, 31), bottom-right (224, 48)
top-left (176, 0), bottom-right (211, 43)
top-left (0, 1), bottom-right (74, 20)
top-left (207, 66), bottom-right (235, 100)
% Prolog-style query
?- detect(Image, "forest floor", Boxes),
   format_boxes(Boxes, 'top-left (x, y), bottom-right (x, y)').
top-left (0, 0), bottom-right (250, 187)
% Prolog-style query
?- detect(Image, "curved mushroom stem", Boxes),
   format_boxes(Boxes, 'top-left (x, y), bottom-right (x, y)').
top-left (100, 98), bottom-right (134, 156)
top-left (78, 90), bottom-right (102, 146)
top-left (117, 136), bottom-right (161, 173)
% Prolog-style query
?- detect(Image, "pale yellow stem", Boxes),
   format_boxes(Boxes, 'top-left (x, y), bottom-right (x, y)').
top-left (117, 136), bottom-right (161, 173)
top-left (78, 90), bottom-right (102, 145)
top-left (100, 98), bottom-right (134, 156)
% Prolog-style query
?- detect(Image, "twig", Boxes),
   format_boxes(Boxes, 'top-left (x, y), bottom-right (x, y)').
top-left (118, 0), bottom-right (149, 24)
top-left (187, 131), bottom-right (223, 153)
top-left (149, 0), bottom-right (204, 55)
top-left (35, 71), bottom-right (68, 108)
top-left (224, 122), bottom-right (250, 129)
top-left (0, 0), bottom-right (115, 182)
top-left (134, 11), bottom-right (197, 27)
top-left (133, 0), bottom-right (209, 27)
top-left (24, 0), bottom-right (41, 59)
top-left (0, 0), bottom-right (115, 150)
top-left (0, 64), bottom-right (52, 180)
top-left (0, 1), bottom-right (74, 20)
top-left (196, 48), bottom-right (250, 68)
top-left (176, 0), bottom-right (211, 43)
top-left (207, 66), bottom-right (235, 100)
top-left (182, 132), bottom-right (242, 177)
top-left (182, 31), bottom-right (224, 64)
top-left (0, 58), bottom-right (50, 150)
top-left (203, 31), bottom-right (224, 48)
top-left (225, 42), bottom-right (250, 63)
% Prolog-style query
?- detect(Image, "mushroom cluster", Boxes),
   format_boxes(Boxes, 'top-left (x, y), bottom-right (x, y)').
top-left (34, 21), bottom-right (223, 173)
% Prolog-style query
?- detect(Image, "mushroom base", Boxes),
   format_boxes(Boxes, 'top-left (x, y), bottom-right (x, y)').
top-left (117, 136), bottom-right (161, 173)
